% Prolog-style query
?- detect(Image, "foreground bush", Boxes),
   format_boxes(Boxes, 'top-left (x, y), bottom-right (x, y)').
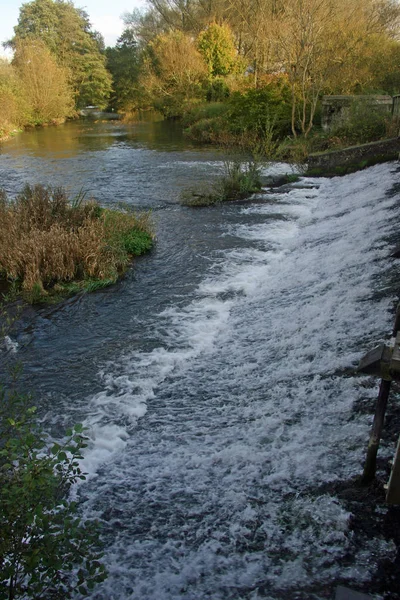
top-left (0, 185), bottom-right (153, 301)
top-left (0, 384), bottom-right (106, 599)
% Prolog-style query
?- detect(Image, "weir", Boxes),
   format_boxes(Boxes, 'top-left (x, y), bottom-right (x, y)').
top-left (1, 122), bottom-right (399, 599)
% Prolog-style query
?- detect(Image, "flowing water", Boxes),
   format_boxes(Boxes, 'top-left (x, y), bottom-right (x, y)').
top-left (1, 120), bottom-right (400, 599)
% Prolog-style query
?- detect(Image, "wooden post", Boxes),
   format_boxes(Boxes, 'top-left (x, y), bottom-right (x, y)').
top-left (361, 378), bottom-right (391, 484)
top-left (386, 436), bottom-right (400, 504)
top-left (393, 305), bottom-right (400, 337)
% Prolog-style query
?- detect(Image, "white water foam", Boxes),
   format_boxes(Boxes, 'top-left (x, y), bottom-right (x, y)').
top-left (73, 162), bottom-right (399, 599)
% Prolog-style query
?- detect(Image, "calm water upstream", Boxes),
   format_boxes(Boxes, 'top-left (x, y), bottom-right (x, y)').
top-left (1, 120), bottom-right (400, 599)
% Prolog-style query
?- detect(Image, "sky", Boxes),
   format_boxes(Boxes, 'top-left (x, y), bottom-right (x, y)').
top-left (0, 0), bottom-right (147, 57)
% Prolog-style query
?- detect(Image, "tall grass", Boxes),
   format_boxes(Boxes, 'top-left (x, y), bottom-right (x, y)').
top-left (181, 159), bottom-right (262, 206)
top-left (0, 185), bottom-right (153, 301)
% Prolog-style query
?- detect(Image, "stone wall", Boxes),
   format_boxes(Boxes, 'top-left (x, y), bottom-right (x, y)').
top-left (321, 95), bottom-right (392, 131)
top-left (307, 137), bottom-right (400, 175)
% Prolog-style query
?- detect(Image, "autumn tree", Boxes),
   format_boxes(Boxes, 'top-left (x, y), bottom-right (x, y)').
top-left (0, 60), bottom-right (31, 136)
top-left (141, 30), bottom-right (207, 116)
top-left (268, 0), bottom-right (400, 137)
top-left (10, 0), bottom-right (112, 108)
top-left (13, 39), bottom-right (74, 124)
top-left (197, 22), bottom-right (240, 78)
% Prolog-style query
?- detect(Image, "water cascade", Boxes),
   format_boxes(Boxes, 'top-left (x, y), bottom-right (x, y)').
top-left (1, 123), bottom-right (399, 598)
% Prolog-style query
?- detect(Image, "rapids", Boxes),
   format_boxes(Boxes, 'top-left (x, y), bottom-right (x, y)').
top-left (1, 120), bottom-right (399, 598)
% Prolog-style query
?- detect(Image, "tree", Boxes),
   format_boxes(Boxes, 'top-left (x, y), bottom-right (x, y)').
top-left (197, 22), bottom-right (240, 78)
top-left (106, 29), bottom-right (141, 112)
top-left (13, 39), bottom-right (74, 124)
top-left (270, 0), bottom-right (400, 137)
top-left (141, 30), bottom-right (207, 116)
top-left (10, 0), bottom-right (112, 108)
top-left (0, 60), bottom-right (31, 136)
top-left (0, 385), bottom-right (106, 599)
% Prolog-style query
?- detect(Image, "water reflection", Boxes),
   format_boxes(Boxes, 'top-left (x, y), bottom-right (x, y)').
top-left (0, 119), bottom-right (229, 207)
top-left (0, 118), bottom-right (202, 159)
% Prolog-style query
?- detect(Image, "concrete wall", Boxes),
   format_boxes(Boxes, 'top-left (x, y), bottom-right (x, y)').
top-left (307, 137), bottom-right (400, 175)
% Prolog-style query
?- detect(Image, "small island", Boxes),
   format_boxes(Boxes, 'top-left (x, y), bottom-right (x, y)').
top-left (0, 184), bottom-right (154, 304)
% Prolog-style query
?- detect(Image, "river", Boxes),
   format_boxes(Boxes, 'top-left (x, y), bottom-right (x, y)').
top-left (1, 119), bottom-right (399, 599)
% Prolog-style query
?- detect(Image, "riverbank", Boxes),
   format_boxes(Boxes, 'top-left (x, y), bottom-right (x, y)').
top-left (0, 184), bottom-right (153, 304)
top-left (0, 117), bottom-right (71, 144)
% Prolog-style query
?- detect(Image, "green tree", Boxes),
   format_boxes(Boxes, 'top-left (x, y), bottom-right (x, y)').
top-left (197, 22), bottom-right (240, 78)
top-left (10, 0), bottom-right (112, 108)
top-left (0, 384), bottom-right (107, 599)
top-left (106, 29), bottom-right (141, 112)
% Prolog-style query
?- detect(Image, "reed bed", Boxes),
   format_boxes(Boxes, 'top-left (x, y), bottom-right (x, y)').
top-left (0, 185), bottom-right (153, 302)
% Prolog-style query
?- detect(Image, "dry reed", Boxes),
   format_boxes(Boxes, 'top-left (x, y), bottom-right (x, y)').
top-left (0, 185), bottom-right (153, 297)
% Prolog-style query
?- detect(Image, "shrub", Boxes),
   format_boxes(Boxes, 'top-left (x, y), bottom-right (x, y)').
top-left (0, 185), bottom-right (153, 300)
top-left (0, 385), bottom-right (106, 598)
top-left (182, 102), bottom-right (229, 127)
top-left (205, 78), bottom-right (231, 102)
top-left (226, 82), bottom-right (293, 140)
top-left (329, 98), bottom-right (391, 145)
top-left (183, 81), bottom-right (293, 153)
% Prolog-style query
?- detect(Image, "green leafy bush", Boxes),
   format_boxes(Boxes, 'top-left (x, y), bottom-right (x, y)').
top-left (0, 386), bottom-right (106, 599)
top-left (226, 83), bottom-right (293, 139)
top-left (183, 82), bottom-right (293, 152)
top-left (205, 78), bottom-right (231, 102)
top-left (329, 98), bottom-right (390, 145)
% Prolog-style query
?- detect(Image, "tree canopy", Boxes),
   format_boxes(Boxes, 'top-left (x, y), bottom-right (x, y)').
top-left (106, 30), bottom-right (141, 112)
top-left (197, 23), bottom-right (240, 78)
top-left (11, 0), bottom-right (112, 108)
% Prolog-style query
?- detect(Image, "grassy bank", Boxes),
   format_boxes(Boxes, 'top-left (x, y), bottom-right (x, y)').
top-left (182, 95), bottom-right (400, 167)
top-left (0, 185), bottom-right (153, 304)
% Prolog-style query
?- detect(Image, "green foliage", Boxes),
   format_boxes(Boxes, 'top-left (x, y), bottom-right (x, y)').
top-left (182, 102), bottom-right (229, 126)
top-left (329, 99), bottom-right (391, 145)
top-left (205, 78), bottom-right (230, 102)
top-left (216, 159), bottom-right (262, 201)
top-left (197, 23), bottom-right (240, 78)
top-left (183, 82), bottom-right (293, 152)
top-left (0, 386), bottom-right (106, 599)
top-left (106, 29), bottom-right (141, 112)
top-left (227, 83), bottom-right (293, 140)
top-left (121, 229), bottom-right (154, 255)
top-left (11, 0), bottom-right (112, 108)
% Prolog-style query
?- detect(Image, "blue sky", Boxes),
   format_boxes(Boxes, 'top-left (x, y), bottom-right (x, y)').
top-left (0, 0), bottom-right (146, 57)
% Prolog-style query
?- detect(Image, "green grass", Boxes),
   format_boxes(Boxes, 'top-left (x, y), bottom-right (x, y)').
top-left (121, 228), bottom-right (153, 255)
